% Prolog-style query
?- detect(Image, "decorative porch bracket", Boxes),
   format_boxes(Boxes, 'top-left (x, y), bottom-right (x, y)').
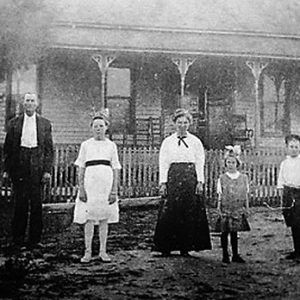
top-left (92, 54), bottom-right (116, 109)
top-left (172, 57), bottom-right (196, 105)
top-left (246, 60), bottom-right (268, 148)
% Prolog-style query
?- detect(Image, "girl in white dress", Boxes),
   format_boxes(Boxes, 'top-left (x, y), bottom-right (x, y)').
top-left (73, 111), bottom-right (121, 263)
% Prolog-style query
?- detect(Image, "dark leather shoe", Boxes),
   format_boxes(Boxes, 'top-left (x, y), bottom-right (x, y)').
top-left (232, 255), bottom-right (246, 263)
top-left (5, 243), bottom-right (22, 256)
top-left (180, 251), bottom-right (192, 257)
top-left (27, 242), bottom-right (45, 250)
top-left (222, 254), bottom-right (230, 264)
top-left (161, 252), bottom-right (171, 257)
top-left (285, 252), bottom-right (300, 260)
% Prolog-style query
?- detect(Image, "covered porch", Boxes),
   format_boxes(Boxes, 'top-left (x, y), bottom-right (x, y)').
top-left (5, 50), bottom-right (300, 149)
top-left (2, 0), bottom-right (300, 149)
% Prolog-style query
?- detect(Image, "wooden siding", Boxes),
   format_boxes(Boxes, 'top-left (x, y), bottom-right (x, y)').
top-left (0, 97), bottom-right (5, 143)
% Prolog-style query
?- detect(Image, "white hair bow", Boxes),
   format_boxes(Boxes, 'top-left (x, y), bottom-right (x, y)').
top-left (225, 145), bottom-right (241, 157)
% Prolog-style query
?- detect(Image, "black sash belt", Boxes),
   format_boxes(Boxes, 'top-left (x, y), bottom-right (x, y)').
top-left (20, 146), bottom-right (38, 152)
top-left (85, 160), bottom-right (111, 167)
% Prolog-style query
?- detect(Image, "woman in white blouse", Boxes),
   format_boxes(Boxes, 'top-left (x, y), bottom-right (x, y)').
top-left (73, 110), bottom-right (121, 263)
top-left (153, 108), bottom-right (211, 257)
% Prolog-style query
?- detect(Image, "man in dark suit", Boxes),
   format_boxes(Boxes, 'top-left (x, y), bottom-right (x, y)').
top-left (3, 93), bottom-right (54, 250)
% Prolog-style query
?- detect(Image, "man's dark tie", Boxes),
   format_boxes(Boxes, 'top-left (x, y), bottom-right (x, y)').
top-left (178, 136), bottom-right (189, 148)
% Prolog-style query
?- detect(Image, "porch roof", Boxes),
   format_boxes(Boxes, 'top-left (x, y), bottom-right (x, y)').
top-left (49, 0), bottom-right (300, 60)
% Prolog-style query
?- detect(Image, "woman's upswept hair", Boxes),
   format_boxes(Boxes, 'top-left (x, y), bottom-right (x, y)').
top-left (172, 108), bottom-right (193, 124)
top-left (90, 109), bottom-right (110, 126)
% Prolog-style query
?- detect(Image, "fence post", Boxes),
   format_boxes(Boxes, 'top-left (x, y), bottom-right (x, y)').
top-left (148, 117), bottom-right (154, 148)
top-left (0, 144), bottom-right (286, 205)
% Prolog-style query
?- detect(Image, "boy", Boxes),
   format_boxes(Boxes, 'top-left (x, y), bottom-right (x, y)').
top-left (278, 134), bottom-right (300, 259)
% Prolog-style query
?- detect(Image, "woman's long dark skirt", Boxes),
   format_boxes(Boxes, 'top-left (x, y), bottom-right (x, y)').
top-left (153, 163), bottom-right (212, 253)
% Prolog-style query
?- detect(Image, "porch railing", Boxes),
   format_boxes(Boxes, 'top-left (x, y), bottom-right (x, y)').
top-left (0, 145), bottom-right (285, 206)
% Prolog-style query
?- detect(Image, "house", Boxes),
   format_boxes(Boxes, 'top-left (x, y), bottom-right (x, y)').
top-left (1, 0), bottom-right (300, 149)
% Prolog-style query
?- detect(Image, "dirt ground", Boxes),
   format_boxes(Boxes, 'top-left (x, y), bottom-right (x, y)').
top-left (1, 206), bottom-right (300, 300)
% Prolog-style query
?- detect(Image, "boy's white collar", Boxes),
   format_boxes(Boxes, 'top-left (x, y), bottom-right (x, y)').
top-left (226, 171), bottom-right (240, 179)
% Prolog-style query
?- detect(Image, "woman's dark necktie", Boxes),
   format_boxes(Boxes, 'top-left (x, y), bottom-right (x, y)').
top-left (177, 136), bottom-right (189, 148)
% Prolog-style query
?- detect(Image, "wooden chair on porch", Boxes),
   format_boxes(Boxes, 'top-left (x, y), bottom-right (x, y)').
top-left (231, 114), bottom-right (253, 148)
top-left (135, 117), bottom-right (162, 147)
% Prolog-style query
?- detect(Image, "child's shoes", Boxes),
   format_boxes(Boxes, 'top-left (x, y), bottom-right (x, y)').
top-left (99, 251), bottom-right (111, 263)
top-left (222, 254), bottom-right (230, 264)
top-left (232, 254), bottom-right (245, 263)
top-left (285, 251), bottom-right (300, 260)
top-left (80, 251), bottom-right (92, 263)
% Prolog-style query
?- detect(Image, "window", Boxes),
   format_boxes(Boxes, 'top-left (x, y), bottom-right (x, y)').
top-left (262, 74), bottom-right (285, 136)
top-left (106, 68), bottom-right (132, 134)
top-left (6, 65), bottom-right (37, 122)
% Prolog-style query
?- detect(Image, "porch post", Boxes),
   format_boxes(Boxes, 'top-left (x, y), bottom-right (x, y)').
top-left (5, 68), bottom-right (13, 129)
top-left (172, 57), bottom-right (196, 106)
top-left (270, 73), bottom-right (286, 132)
top-left (246, 61), bottom-right (268, 147)
top-left (92, 54), bottom-right (115, 109)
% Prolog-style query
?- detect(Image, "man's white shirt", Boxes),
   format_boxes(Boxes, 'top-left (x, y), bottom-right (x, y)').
top-left (277, 155), bottom-right (300, 189)
top-left (21, 113), bottom-right (38, 148)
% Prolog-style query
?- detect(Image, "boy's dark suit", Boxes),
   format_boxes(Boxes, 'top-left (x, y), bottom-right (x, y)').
top-left (3, 113), bottom-right (54, 247)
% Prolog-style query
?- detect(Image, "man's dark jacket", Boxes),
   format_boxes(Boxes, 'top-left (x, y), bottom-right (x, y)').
top-left (3, 114), bottom-right (54, 182)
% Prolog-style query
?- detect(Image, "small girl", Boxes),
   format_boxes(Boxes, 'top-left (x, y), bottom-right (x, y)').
top-left (216, 145), bottom-right (250, 263)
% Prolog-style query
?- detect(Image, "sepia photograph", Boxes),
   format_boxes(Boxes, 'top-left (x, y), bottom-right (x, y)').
top-left (0, 0), bottom-right (300, 298)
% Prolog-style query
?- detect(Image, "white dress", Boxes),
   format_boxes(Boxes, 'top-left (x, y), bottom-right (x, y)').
top-left (73, 138), bottom-right (121, 224)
